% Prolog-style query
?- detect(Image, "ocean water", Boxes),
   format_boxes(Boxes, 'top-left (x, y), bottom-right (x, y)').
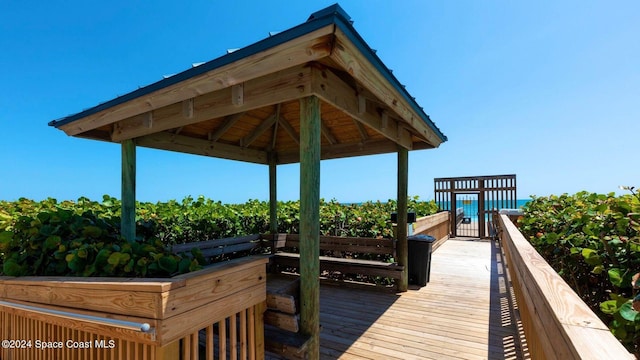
top-left (438, 199), bottom-right (530, 222)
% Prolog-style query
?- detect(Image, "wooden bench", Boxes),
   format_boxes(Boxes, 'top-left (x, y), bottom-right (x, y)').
top-left (265, 233), bottom-right (404, 291)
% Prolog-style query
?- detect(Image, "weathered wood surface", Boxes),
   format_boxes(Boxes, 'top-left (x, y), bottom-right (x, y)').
top-left (412, 211), bottom-right (450, 251)
top-left (270, 234), bottom-right (404, 290)
top-left (171, 233), bottom-right (264, 258)
top-left (121, 139), bottom-right (136, 242)
top-left (498, 214), bottom-right (634, 360)
top-left (267, 239), bottom-right (529, 360)
top-left (268, 233), bottom-right (395, 255)
top-left (396, 147), bottom-right (409, 292)
top-left (299, 95), bottom-right (321, 358)
top-left (1, 256), bottom-right (268, 359)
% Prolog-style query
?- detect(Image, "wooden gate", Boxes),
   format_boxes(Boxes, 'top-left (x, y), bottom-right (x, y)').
top-left (434, 175), bottom-right (517, 238)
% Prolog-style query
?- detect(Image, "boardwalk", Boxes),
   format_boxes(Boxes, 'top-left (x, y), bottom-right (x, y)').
top-left (268, 239), bottom-right (529, 360)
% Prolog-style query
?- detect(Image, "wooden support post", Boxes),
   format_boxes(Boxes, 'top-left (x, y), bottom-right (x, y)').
top-left (121, 139), bottom-right (136, 242)
top-left (269, 153), bottom-right (278, 234)
top-left (299, 95), bottom-right (321, 358)
top-left (397, 147), bottom-right (409, 292)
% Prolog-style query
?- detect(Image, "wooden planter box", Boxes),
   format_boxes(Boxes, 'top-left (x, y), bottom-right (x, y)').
top-left (0, 255), bottom-right (268, 360)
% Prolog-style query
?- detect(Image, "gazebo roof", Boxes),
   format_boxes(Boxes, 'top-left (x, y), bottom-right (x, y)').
top-left (49, 4), bottom-right (446, 164)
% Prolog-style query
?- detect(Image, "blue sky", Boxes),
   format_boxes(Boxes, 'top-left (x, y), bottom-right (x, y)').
top-left (1, 1), bottom-right (638, 203)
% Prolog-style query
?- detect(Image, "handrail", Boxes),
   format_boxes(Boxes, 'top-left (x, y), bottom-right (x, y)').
top-left (0, 300), bottom-right (154, 334)
top-left (497, 214), bottom-right (634, 359)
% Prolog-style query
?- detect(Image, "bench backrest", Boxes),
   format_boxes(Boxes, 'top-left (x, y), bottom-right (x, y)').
top-left (171, 234), bottom-right (264, 258)
top-left (266, 234), bottom-right (396, 257)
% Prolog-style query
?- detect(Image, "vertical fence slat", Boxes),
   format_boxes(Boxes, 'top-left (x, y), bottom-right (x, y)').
top-left (206, 325), bottom-right (214, 360)
top-left (240, 309), bottom-right (247, 360)
top-left (219, 318), bottom-right (227, 360)
top-left (248, 306), bottom-right (256, 360)
top-left (230, 313), bottom-right (238, 359)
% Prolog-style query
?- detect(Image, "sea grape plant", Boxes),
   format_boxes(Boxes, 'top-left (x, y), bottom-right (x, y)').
top-left (519, 189), bottom-right (640, 353)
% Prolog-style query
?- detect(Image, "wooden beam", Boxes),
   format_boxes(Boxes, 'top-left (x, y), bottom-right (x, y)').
top-left (353, 118), bottom-right (369, 142)
top-left (182, 99), bottom-right (194, 119)
top-left (121, 139), bottom-right (136, 243)
top-left (358, 94), bottom-right (366, 114)
top-left (208, 112), bottom-right (245, 142)
top-left (299, 95), bottom-right (321, 358)
top-left (232, 83), bottom-right (244, 105)
top-left (136, 132), bottom-right (268, 164)
top-left (144, 112), bottom-right (153, 129)
top-left (330, 28), bottom-right (444, 147)
top-left (240, 114), bottom-right (277, 148)
top-left (111, 64), bottom-right (313, 142)
top-left (309, 66), bottom-right (413, 150)
top-left (270, 104), bottom-right (281, 150)
top-left (397, 146), bottom-right (408, 292)
top-left (278, 116), bottom-right (299, 145)
top-left (320, 119), bottom-right (338, 145)
top-left (269, 153), bottom-right (278, 234)
top-left (59, 27), bottom-right (335, 137)
top-left (277, 139), bottom-right (404, 164)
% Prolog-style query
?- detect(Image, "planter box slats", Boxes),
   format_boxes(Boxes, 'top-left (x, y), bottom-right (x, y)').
top-left (0, 255), bottom-right (268, 320)
top-left (0, 255), bottom-right (269, 359)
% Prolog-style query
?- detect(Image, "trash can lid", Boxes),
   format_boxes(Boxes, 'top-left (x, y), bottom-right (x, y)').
top-left (498, 209), bottom-right (524, 216)
top-left (407, 234), bottom-right (436, 242)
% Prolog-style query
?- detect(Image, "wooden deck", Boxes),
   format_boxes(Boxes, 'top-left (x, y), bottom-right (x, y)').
top-left (267, 239), bottom-right (529, 360)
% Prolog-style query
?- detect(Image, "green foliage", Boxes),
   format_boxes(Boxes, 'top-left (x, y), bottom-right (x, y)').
top-left (0, 205), bottom-right (200, 278)
top-left (519, 190), bottom-right (640, 353)
top-left (0, 195), bottom-right (438, 278)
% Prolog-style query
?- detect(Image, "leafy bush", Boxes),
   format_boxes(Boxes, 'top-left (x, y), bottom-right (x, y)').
top-left (518, 190), bottom-right (640, 353)
top-left (0, 195), bottom-right (438, 278)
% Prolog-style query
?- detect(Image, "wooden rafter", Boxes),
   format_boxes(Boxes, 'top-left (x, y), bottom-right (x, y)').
top-left (352, 118), bottom-right (369, 142)
top-left (320, 119), bottom-right (338, 145)
top-left (240, 114), bottom-right (277, 148)
top-left (208, 112), bottom-right (245, 141)
top-left (111, 65), bottom-right (313, 142)
top-left (137, 132), bottom-right (268, 164)
top-left (270, 104), bottom-right (281, 150)
top-left (309, 66), bottom-right (413, 150)
top-left (278, 116), bottom-right (299, 145)
top-left (330, 27), bottom-right (443, 147)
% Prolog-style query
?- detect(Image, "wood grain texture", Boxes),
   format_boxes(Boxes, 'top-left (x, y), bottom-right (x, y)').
top-left (498, 215), bottom-right (634, 360)
top-left (299, 95), bottom-right (321, 358)
top-left (265, 239), bottom-right (528, 360)
top-left (121, 139), bottom-right (136, 242)
top-left (329, 28), bottom-right (444, 148)
top-left (396, 147), bottom-right (409, 292)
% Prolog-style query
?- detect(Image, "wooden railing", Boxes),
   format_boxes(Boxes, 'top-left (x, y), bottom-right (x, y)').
top-left (497, 214), bottom-right (634, 360)
top-left (0, 256), bottom-right (268, 360)
top-left (412, 211), bottom-right (450, 251)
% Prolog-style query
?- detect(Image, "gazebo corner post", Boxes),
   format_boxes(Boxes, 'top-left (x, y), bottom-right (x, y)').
top-left (268, 152), bottom-right (278, 234)
top-left (397, 146), bottom-right (409, 292)
top-left (299, 95), bottom-right (321, 358)
top-left (121, 139), bottom-right (136, 243)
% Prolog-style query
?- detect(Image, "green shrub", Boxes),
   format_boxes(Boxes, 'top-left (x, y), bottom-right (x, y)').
top-left (0, 195), bottom-right (438, 278)
top-left (519, 190), bottom-right (640, 353)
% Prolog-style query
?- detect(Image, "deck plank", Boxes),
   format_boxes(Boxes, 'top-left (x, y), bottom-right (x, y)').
top-left (267, 239), bottom-right (528, 360)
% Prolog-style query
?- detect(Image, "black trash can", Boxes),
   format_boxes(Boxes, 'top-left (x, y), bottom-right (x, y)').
top-left (407, 234), bottom-right (435, 286)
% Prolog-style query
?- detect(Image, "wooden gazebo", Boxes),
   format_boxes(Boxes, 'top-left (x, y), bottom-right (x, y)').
top-left (50, 4), bottom-right (446, 358)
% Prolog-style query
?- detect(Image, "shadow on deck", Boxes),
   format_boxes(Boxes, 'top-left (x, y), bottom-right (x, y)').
top-left (267, 239), bottom-right (529, 360)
